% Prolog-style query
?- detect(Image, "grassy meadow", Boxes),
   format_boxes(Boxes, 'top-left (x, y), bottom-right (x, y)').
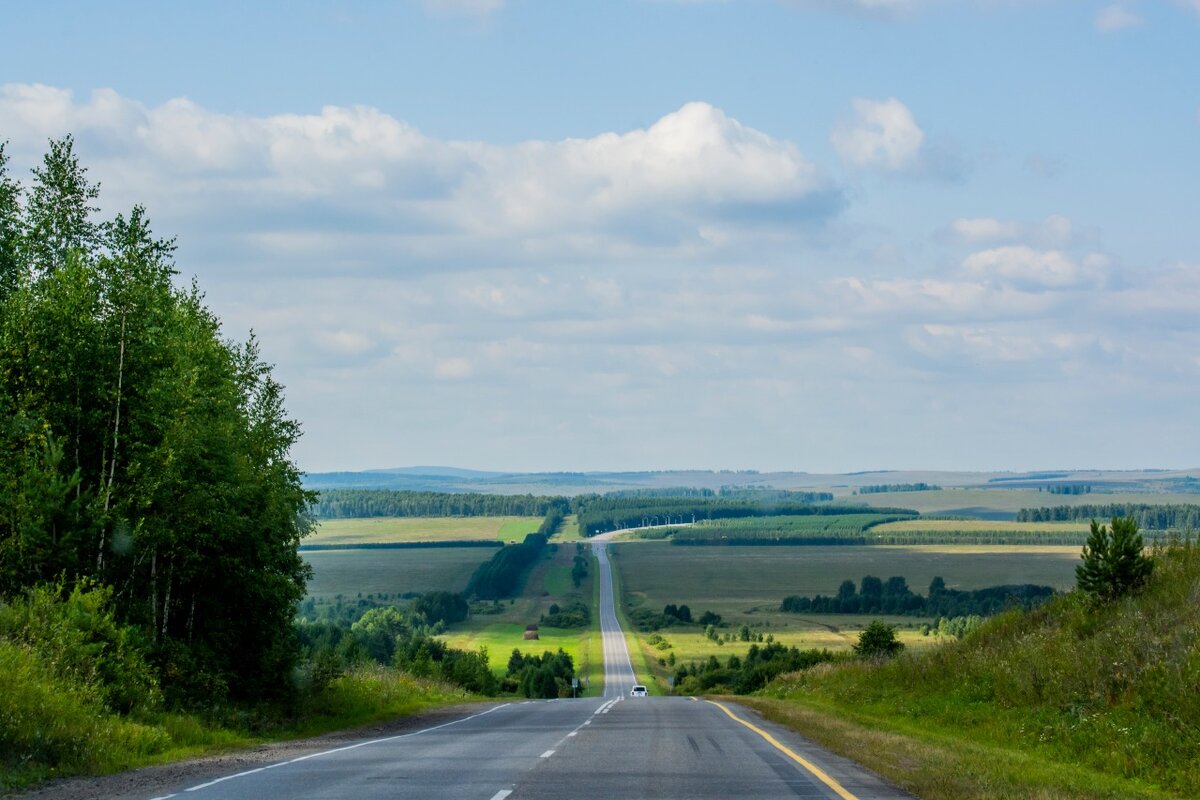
top-left (437, 542), bottom-right (604, 695)
top-left (306, 515), bottom-right (542, 545)
top-left (302, 547), bottom-right (496, 599)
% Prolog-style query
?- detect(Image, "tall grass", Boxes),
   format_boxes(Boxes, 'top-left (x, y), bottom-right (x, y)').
top-left (761, 539), bottom-right (1200, 796)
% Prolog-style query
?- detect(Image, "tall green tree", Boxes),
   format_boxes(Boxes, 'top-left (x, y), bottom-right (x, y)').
top-left (1076, 516), bottom-right (1153, 602)
top-left (0, 137), bottom-right (313, 705)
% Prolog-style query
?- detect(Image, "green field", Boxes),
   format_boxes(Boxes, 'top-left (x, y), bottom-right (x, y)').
top-left (302, 547), bottom-right (495, 599)
top-left (669, 513), bottom-right (909, 540)
top-left (307, 516), bottom-right (542, 545)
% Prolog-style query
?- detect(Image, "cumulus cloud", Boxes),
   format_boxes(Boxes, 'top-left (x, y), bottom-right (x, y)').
top-left (1095, 4), bottom-right (1141, 31)
top-left (0, 85), bottom-right (839, 270)
top-left (830, 97), bottom-right (924, 173)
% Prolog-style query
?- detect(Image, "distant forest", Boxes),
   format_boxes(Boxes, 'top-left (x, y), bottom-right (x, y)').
top-left (856, 483), bottom-right (941, 494)
top-left (780, 576), bottom-right (1056, 617)
top-left (1016, 504), bottom-right (1200, 530)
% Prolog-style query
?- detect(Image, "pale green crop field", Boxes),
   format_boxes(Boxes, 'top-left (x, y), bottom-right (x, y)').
top-left (302, 547), bottom-right (495, 599)
top-left (307, 516), bottom-right (542, 545)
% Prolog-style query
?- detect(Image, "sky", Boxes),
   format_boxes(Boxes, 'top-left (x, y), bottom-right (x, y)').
top-left (2, 0), bottom-right (1199, 474)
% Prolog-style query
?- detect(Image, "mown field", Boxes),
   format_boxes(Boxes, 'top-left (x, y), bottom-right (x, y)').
top-left (307, 515), bottom-right (542, 545)
top-left (302, 547), bottom-right (496, 599)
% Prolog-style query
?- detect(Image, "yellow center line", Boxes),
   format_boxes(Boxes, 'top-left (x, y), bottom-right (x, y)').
top-left (706, 700), bottom-right (858, 800)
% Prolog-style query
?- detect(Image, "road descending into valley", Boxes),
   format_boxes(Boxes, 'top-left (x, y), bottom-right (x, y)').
top-left (134, 532), bottom-right (913, 800)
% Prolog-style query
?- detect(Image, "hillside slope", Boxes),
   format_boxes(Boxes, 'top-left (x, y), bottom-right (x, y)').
top-left (746, 540), bottom-right (1199, 799)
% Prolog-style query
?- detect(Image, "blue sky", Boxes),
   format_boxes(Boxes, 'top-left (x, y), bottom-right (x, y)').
top-left (2, 0), bottom-right (1199, 473)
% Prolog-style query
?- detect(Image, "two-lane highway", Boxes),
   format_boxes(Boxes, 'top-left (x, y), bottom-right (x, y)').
top-left (139, 533), bottom-right (913, 800)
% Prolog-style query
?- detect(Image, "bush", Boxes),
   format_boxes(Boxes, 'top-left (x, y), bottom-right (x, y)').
top-left (853, 620), bottom-right (904, 658)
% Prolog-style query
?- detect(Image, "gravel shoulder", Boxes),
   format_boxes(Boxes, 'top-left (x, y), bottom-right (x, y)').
top-left (5, 702), bottom-right (497, 800)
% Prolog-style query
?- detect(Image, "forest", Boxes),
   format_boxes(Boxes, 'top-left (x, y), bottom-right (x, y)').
top-left (779, 575), bottom-right (1056, 616)
top-left (311, 489), bottom-right (567, 519)
top-left (1016, 503), bottom-right (1200, 529)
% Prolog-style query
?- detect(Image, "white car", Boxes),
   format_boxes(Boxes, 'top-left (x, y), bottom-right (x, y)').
top-left (630, 685), bottom-right (648, 697)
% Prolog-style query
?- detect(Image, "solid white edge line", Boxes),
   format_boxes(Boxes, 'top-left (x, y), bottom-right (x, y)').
top-left (540, 749), bottom-right (555, 758)
top-left (183, 703), bottom-right (511, 793)
top-left (488, 791), bottom-right (513, 800)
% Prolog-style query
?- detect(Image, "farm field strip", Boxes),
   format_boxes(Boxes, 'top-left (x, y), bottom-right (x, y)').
top-left (872, 519), bottom-right (1092, 533)
top-left (302, 547), bottom-right (495, 599)
top-left (307, 515), bottom-right (542, 545)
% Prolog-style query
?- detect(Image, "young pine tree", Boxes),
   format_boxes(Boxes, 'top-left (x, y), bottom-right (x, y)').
top-left (1076, 516), bottom-right (1153, 602)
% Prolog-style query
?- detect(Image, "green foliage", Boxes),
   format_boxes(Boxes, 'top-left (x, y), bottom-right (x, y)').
top-left (764, 540), bottom-right (1200, 795)
top-left (1019, 503), bottom-right (1200, 530)
top-left (1076, 516), bottom-right (1153, 602)
top-left (781, 574), bottom-right (1055, 616)
top-left (311, 489), bottom-right (567, 520)
top-left (853, 620), bottom-right (904, 658)
top-left (412, 591), bottom-right (469, 626)
top-left (465, 532), bottom-right (548, 599)
top-left (674, 642), bottom-right (836, 694)
top-left (539, 600), bottom-right (591, 629)
top-left (666, 512), bottom-right (917, 545)
top-left (856, 483), bottom-right (941, 494)
top-left (575, 496), bottom-right (862, 537)
top-left (504, 648), bottom-right (575, 698)
top-left (0, 581), bottom-right (159, 714)
top-left (0, 139), bottom-right (314, 707)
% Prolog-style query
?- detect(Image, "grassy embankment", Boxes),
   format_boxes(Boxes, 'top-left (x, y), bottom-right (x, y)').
top-left (611, 541), bottom-right (1079, 690)
top-left (0, 591), bottom-right (478, 793)
top-left (737, 540), bottom-right (1200, 800)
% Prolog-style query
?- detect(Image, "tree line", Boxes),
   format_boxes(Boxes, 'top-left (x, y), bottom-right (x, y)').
top-left (462, 505), bottom-right (562, 600)
top-left (856, 483), bottom-right (941, 494)
top-left (577, 498), bottom-right (879, 536)
top-left (1016, 504), bottom-right (1200, 529)
top-left (780, 575), bottom-right (1056, 616)
top-left (311, 489), bottom-right (567, 519)
top-left (0, 138), bottom-right (311, 707)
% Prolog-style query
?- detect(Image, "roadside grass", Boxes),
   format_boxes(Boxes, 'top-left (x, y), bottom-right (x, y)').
top-left (737, 696), bottom-right (1176, 800)
top-left (742, 541), bottom-right (1200, 799)
top-left (302, 547), bottom-right (496, 600)
top-left (307, 515), bottom-right (541, 546)
top-left (0, 655), bottom-right (476, 792)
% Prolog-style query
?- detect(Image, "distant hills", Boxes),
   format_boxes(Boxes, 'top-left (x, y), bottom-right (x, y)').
top-left (302, 467), bottom-right (1200, 496)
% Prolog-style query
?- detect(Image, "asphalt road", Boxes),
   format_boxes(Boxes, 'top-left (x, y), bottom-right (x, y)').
top-left (140, 534), bottom-right (913, 800)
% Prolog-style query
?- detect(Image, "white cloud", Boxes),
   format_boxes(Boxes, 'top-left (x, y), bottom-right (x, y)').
top-left (0, 86), bottom-right (838, 268)
top-left (948, 217), bottom-right (1021, 243)
top-left (1095, 4), bottom-right (1141, 31)
top-left (962, 245), bottom-right (1105, 290)
top-left (830, 97), bottom-right (924, 173)
top-left (434, 357), bottom-right (474, 379)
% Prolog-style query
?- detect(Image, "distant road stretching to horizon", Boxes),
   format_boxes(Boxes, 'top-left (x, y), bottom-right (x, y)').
top-left (132, 530), bottom-right (913, 800)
